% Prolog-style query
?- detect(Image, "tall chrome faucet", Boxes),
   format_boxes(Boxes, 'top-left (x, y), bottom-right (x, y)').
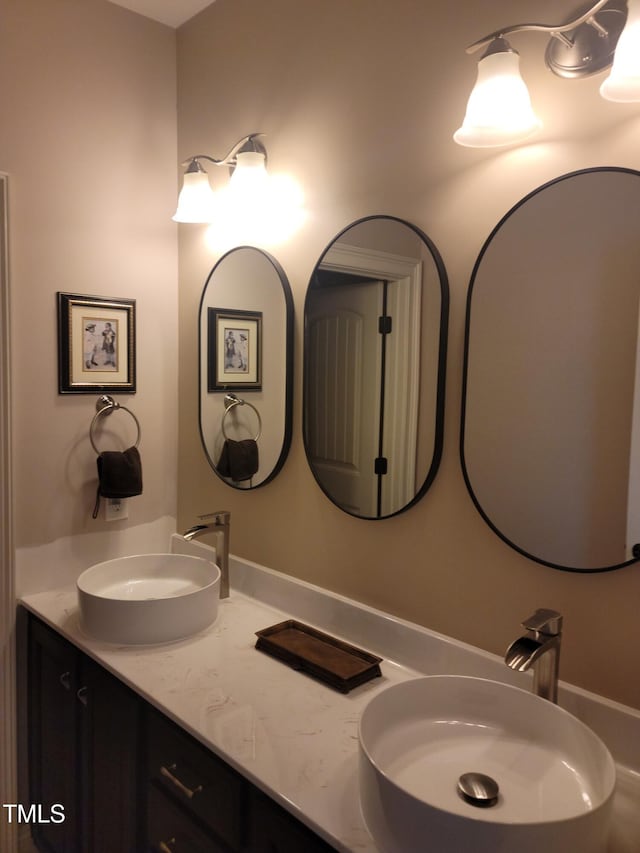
top-left (183, 511), bottom-right (231, 599)
top-left (505, 608), bottom-right (563, 703)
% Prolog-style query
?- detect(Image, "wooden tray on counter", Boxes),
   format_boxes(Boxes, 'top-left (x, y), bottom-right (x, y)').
top-left (255, 620), bottom-right (383, 693)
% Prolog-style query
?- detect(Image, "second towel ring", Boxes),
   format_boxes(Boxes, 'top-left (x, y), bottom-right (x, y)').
top-left (222, 393), bottom-right (262, 441)
top-left (90, 394), bottom-right (141, 454)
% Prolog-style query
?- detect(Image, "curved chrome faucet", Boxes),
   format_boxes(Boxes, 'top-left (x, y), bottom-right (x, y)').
top-left (183, 511), bottom-right (230, 599)
top-left (505, 608), bottom-right (562, 703)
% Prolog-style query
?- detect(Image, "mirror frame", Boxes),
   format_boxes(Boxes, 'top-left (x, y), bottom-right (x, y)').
top-left (303, 214), bottom-right (449, 519)
top-left (460, 166), bottom-right (640, 573)
top-left (198, 245), bottom-right (294, 489)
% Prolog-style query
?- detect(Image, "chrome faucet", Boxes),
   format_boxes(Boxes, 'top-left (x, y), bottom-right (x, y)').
top-left (183, 511), bottom-right (231, 599)
top-left (505, 608), bottom-right (563, 703)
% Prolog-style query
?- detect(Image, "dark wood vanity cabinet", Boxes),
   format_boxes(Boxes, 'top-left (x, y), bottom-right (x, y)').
top-left (25, 611), bottom-right (337, 853)
top-left (27, 613), bottom-right (140, 853)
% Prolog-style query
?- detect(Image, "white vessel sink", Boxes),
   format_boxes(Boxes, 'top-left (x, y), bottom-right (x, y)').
top-left (77, 553), bottom-right (221, 645)
top-left (359, 675), bottom-right (615, 853)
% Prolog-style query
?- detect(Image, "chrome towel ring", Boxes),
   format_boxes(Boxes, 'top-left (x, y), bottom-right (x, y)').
top-left (222, 392), bottom-right (262, 441)
top-left (90, 394), bottom-right (141, 454)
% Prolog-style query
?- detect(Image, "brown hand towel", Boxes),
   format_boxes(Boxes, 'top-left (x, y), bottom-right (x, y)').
top-left (92, 446), bottom-right (143, 519)
top-left (217, 438), bottom-right (259, 482)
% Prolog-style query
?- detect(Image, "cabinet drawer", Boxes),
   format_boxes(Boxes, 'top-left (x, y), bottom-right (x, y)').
top-left (147, 785), bottom-right (228, 853)
top-left (147, 709), bottom-right (244, 850)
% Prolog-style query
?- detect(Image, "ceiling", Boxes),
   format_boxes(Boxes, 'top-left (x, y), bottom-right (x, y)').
top-left (106, 0), bottom-right (213, 28)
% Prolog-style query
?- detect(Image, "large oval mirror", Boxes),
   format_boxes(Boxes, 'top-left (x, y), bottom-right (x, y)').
top-left (199, 246), bottom-right (293, 489)
top-left (462, 168), bottom-right (640, 572)
top-left (303, 215), bottom-right (449, 518)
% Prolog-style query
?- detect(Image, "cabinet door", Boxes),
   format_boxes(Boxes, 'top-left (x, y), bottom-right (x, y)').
top-left (27, 615), bottom-right (141, 853)
top-left (28, 617), bottom-right (82, 853)
top-left (80, 657), bottom-right (141, 853)
top-left (246, 789), bottom-right (337, 853)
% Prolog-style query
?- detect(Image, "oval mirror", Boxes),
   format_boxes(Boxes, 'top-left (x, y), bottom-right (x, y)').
top-left (303, 215), bottom-right (449, 519)
top-left (462, 167), bottom-right (640, 572)
top-left (199, 246), bottom-right (293, 489)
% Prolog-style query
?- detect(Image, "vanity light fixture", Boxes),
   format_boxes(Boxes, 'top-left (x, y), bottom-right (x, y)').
top-left (173, 133), bottom-right (267, 223)
top-left (455, 0), bottom-right (640, 148)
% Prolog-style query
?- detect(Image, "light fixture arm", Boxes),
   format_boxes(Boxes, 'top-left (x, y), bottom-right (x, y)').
top-left (465, 0), bottom-right (612, 54)
top-left (180, 133), bottom-right (266, 170)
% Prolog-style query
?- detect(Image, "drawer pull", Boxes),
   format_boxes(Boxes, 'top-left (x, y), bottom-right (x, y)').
top-left (160, 764), bottom-right (203, 799)
top-left (158, 838), bottom-right (176, 852)
top-left (59, 671), bottom-right (71, 691)
top-left (76, 686), bottom-right (88, 706)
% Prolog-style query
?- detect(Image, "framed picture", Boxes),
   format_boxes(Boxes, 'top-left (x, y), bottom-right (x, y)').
top-left (208, 308), bottom-right (262, 391)
top-left (57, 292), bottom-right (136, 394)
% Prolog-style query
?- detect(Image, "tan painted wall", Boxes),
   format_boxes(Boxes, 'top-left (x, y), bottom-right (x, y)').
top-left (176, 0), bottom-right (640, 710)
top-left (1, 0), bottom-right (178, 573)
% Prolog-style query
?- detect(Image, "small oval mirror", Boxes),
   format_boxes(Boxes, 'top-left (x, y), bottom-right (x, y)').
top-left (199, 246), bottom-right (293, 489)
top-left (303, 215), bottom-right (449, 518)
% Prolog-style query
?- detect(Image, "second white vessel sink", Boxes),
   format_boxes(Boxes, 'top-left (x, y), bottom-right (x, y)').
top-left (359, 675), bottom-right (616, 853)
top-left (77, 553), bottom-right (221, 645)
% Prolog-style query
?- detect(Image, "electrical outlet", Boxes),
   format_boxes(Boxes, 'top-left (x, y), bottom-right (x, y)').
top-left (105, 498), bottom-right (128, 522)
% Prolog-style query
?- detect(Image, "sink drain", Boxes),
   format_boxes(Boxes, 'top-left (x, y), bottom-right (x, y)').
top-left (457, 772), bottom-right (499, 808)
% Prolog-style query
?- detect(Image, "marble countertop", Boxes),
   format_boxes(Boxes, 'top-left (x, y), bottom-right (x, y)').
top-left (19, 545), bottom-right (640, 853)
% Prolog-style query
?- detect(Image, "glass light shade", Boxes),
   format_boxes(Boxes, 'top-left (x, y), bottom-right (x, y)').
top-left (454, 48), bottom-right (542, 147)
top-left (228, 151), bottom-right (269, 200)
top-left (600, 0), bottom-right (640, 102)
top-left (206, 170), bottom-right (306, 251)
top-left (172, 170), bottom-right (216, 223)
